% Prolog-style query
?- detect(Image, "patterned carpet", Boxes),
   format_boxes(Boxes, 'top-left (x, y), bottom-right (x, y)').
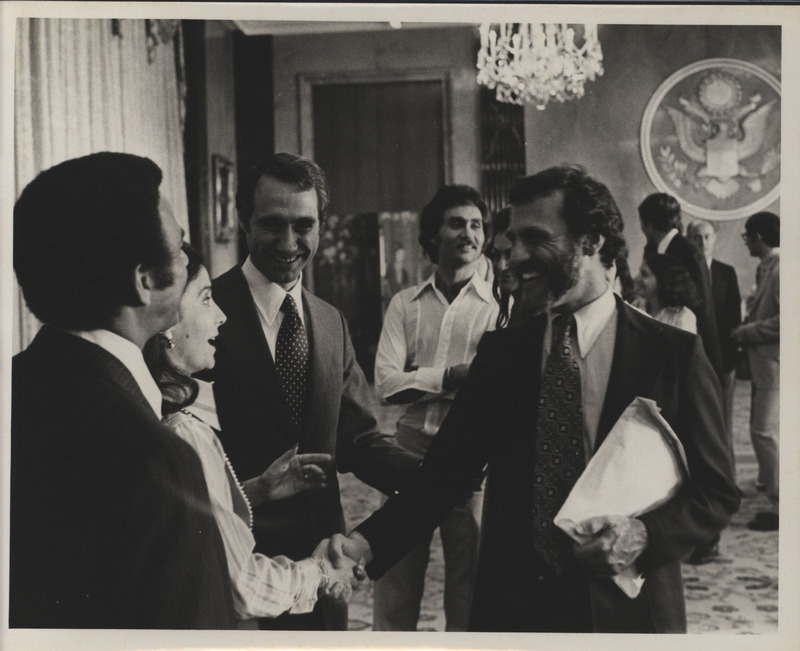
top-left (339, 379), bottom-right (779, 633)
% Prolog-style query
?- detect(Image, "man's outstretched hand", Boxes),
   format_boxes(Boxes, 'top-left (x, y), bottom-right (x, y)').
top-left (327, 531), bottom-right (373, 579)
top-left (311, 538), bottom-right (364, 604)
top-left (572, 515), bottom-right (648, 577)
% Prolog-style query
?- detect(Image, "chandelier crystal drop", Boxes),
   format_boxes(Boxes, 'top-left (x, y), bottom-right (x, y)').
top-left (477, 23), bottom-right (604, 110)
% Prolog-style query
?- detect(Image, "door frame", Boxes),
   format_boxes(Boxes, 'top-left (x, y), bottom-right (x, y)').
top-left (296, 68), bottom-right (452, 292)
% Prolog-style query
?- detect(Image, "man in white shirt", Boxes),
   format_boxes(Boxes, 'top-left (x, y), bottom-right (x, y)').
top-left (11, 152), bottom-right (236, 628)
top-left (326, 166), bottom-right (738, 633)
top-left (371, 185), bottom-right (498, 631)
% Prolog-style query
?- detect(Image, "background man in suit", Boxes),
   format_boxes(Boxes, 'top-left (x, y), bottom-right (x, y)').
top-left (11, 152), bottom-right (236, 628)
top-left (638, 193), bottom-right (724, 383)
top-left (732, 212), bottom-right (780, 532)
top-left (687, 220), bottom-right (742, 470)
top-left (208, 153), bottom-right (421, 630)
top-left (326, 166), bottom-right (739, 633)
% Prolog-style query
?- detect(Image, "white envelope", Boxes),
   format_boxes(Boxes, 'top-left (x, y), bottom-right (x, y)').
top-left (554, 397), bottom-right (689, 598)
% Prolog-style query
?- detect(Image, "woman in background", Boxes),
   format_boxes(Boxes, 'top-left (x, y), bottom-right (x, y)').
top-left (488, 206), bottom-right (519, 328)
top-left (144, 245), bottom-right (358, 627)
top-left (636, 253), bottom-right (701, 334)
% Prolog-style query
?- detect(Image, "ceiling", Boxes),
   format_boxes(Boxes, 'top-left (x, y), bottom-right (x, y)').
top-left (229, 20), bottom-right (473, 36)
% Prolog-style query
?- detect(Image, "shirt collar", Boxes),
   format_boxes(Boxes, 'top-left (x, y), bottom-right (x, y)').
top-left (67, 328), bottom-right (163, 417)
top-left (547, 284), bottom-right (617, 359)
top-left (657, 228), bottom-right (680, 254)
top-left (410, 269), bottom-right (494, 304)
top-left (242, 256), bottom-right (305, 326)
top-left (183, 379), bottom-right (221, 430)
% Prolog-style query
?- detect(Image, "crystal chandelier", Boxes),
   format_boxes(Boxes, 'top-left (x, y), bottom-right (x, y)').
top-left (477, 23), bottom-right (604, 110)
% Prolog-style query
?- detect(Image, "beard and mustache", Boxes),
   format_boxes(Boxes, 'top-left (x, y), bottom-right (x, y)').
top-left (513, 237), bottom-right (583, 318)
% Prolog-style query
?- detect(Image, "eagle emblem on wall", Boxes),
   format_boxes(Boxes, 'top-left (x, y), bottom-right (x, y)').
top-left (640, 58), bottom-right (780, 221)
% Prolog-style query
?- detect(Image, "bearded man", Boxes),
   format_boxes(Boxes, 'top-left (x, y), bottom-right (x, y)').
top-left (323, 166), bottom-right (738, 633)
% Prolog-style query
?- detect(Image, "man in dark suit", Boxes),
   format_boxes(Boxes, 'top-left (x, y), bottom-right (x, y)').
top-left (325, 166), bottom-right (739, 632)
top-left (639, 193), bottom-right (724, 383)
top-left (207, 153), bottom-right (420, 630)
top-left (11, 153), bottom-right (236, 628)
top-left (687, 220), bottom-right (742, 465)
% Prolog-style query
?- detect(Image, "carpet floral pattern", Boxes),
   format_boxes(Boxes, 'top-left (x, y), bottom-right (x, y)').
top-left (339, 379), bottom-right (778, 633)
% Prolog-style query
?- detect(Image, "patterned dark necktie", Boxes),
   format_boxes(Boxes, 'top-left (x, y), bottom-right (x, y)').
top-left (275, 294), bottom-right (309, 435)
top-left (532, 313), bottom-right (586, 574)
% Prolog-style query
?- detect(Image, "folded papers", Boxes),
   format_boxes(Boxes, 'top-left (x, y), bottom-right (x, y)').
top-left (554, 397), bottom-right (689, 598)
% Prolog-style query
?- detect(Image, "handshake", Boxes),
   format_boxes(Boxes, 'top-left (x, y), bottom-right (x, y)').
top-left (310, 532), bottom-right (373, 604)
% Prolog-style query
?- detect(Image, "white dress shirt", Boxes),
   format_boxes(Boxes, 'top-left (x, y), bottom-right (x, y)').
top-left (543, 286), bottom-right (618, 459)
top-left (241, 256), bottom-right (305, 358)
top-left (166, 380), bottom-right (321, 620)
top-left (67, 328), bottom-right (163, 417)
top-left (374, 271), bottom-right (498, 436)
top-left (657, 228), bottom-right (680, 254)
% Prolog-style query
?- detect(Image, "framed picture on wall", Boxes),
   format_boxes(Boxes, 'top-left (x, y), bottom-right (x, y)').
top-left (640, 57), bottom-right (780, 221)
top-left (212, 154), bottom-right (236, 243)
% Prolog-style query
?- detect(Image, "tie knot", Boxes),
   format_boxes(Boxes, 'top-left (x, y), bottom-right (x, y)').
top-left (281, 294), bottom-right (299, 316)
top-left (552, 314), bottom-right (574, 342)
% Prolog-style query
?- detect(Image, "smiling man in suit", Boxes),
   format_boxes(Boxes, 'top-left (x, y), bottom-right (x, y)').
top-left (208, 153), bottom-right (421, 631)
top-left (11, 152), bottom-right (236, 628)
top-left (326, 166), bottom-right (739, 633)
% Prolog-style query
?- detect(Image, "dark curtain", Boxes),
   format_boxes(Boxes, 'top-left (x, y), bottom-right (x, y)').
top-left (311, 80), bottom-right (446, 378)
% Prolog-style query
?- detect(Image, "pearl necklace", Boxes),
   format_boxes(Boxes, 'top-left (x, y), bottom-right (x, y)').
top-left (179, 409), bottom-right (254, 529)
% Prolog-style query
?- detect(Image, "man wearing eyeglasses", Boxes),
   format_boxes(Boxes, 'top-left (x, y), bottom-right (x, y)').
top-left (732, 212), bottom-right (780, 532)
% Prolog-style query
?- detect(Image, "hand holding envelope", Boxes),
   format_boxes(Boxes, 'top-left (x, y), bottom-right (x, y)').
top-left (554, 397), bottom-right (690, 598)
top-left (572, 514), bottom-right (649, 578)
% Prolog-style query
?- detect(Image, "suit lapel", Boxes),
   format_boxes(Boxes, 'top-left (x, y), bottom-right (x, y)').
top-left (748, 255), bottom-right (775, 315)
top-left (302, 290), bottom-right (337, 442)
top-left (213, 268), bottom-right (296, 443)
top-left (514, 315), bottom-right (546, 430)
top-left (711, 261), bottom-right (722, 319)
top-left (594, 298), bottom-right (664, 452)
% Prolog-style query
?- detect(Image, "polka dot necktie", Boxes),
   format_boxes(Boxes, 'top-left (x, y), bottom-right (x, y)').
top-left (275, 294), bottom-right (309, 435)
top-left (532, 314), bottom-right (586, 574)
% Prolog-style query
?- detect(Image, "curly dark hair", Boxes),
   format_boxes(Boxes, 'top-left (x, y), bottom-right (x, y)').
top-left (613, 244), bottom-right (638, 305)
top-left (143, 243), bottom-right (205, 415)
top-left (236, 152), bottom-right (330, 230)
top-left (488, 206), bottom-right (513, 328)
top-left (646, 253), bottom-right (701, 312)
top-left (14, 152), bottom-right (172, 331)
top-left (418, 185), bottom-right (490, 264)
top-left (508, 165), bottom-right (626, 269)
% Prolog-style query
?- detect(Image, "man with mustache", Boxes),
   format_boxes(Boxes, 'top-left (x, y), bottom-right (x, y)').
top-left (371, 185), bottom-right (498, 631)
top-left (206, 153), bottom-right (420, 630)
top-left (326, 166), bottom-right (738, 632)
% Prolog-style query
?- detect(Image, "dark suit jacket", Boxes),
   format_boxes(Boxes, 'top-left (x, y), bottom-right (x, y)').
top-left (710, 259), bottom-right (742, 373)
top-left (10, 326), bottom-right (236, 629)
top-left (646, 234), bottom-right (724, 380)
top-left (208, 266), bottom-right (420, 628)
top-left (357, 297), bottom-right (739, 633)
